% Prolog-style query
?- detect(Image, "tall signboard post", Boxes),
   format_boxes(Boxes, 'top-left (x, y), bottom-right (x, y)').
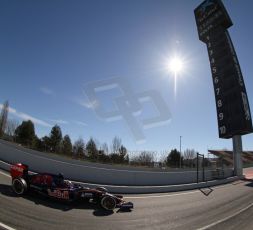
top-left (194, 0), bottom-right (253, 176)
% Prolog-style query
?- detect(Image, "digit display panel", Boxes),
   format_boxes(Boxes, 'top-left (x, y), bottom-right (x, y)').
top-left (194, 0), bottom-right (253, 138)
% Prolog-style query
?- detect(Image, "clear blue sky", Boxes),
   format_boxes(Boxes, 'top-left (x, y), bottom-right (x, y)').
top-left (0, 0), bottom-right (252, 159)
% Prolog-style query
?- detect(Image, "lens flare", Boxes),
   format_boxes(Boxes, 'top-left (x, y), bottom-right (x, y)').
top-left (168, 57), bottom-right (184, 97)
top-left (169, 57), bottom-right (183, 73)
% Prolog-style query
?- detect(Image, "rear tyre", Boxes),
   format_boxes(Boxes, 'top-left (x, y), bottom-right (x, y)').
top-left (100, 195), bottom-right (116, 210)
top-left (12, 178), bottom-right (28, 195)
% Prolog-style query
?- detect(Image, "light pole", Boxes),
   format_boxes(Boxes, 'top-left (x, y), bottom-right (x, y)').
top-left (180, 136), bottom-right (182, 168)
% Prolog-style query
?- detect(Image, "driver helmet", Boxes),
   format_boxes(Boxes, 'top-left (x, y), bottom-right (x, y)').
top-left (57, 173), bottom-right (64, 185)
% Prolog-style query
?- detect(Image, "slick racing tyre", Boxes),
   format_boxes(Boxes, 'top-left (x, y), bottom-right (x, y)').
top-left (100, 195), bottom-right (116, 210)
top-left (12, 178), bottom-right (28, 195)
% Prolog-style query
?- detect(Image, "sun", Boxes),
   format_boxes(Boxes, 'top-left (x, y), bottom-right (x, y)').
top-left (168, 57), bottom-right (183, 74)
top-left (167, 56), bottom-right (184, 98)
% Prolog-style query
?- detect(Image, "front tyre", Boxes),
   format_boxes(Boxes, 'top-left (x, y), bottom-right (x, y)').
top-left (100, 195), bottom-right (116, 210)
top-left (12, 178), bottom-right (27, 195)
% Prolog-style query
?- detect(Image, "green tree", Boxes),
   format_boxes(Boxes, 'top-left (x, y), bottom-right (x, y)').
top-left (119, 145), bottom-right (128, 163)
top-left (14, 120), bottom-right (35, 146)
top-left (166, 149), bottom-right (182, 167)
top-left (33, 135), bottom-right (44, 151)
top-left (0, 100), bottom-right (9, 138)
top-left (73, 138), bottom-right (85, 158)
top-left (49, 125), bottom-right (62, 153)
top-left (97, 149), bottom-right (110, 163)
top-left (125, 154), bottom-right (129, 164)
top-left (62, 135), bottom-right (72, 155)
top-left (119, 145), bottom-right (127, 156)
top-left (86, 137), bottom-right (98, 159)
top-left (41, 136), bottom-right (51, 152)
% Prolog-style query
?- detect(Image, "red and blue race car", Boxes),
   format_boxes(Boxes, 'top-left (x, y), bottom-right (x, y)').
top-left (10, 163), bottom-right (133, 211)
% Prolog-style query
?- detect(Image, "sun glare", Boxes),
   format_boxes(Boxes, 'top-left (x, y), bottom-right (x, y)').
top-left (167, 56), bottom-right (184, 98)
top-left (169, 57), bottom-right (183, 74)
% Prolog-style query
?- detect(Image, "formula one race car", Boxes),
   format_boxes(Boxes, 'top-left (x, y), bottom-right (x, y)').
top-left (10, 163), bottom-right (133, 211)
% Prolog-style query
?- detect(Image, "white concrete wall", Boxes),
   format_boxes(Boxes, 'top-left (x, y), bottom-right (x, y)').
top-left (0, 140), bottom-right (234, 186)
top-left (0, 160), bottom-right (239, 193)
top-left (0, 158), bottom-right (234, 186)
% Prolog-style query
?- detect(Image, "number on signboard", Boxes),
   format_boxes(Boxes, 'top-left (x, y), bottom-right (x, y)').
top-left (219, 113), bottom-right (224, 120)
top-left (219, 126), bottom-right (226, 134)
top-left (217, 100), bottom-right (222, 107)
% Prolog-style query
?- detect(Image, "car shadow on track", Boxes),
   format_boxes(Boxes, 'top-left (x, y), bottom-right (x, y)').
top-left (0, 184), bottom-right (118, 216)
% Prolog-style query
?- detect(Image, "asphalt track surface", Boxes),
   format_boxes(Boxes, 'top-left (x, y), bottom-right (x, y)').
top-left (1, 170), bottom-right (253, 230)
